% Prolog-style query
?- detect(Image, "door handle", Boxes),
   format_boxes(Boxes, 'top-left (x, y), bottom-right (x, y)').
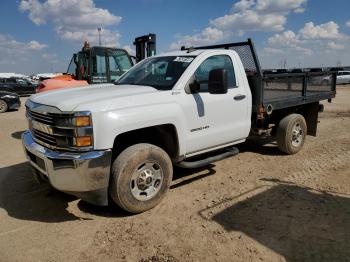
top-left (234, 95), bottom-right (246, 101)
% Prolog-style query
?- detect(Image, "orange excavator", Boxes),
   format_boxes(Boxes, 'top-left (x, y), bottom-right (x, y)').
top-left (37, 34), bottom-right (156, 93)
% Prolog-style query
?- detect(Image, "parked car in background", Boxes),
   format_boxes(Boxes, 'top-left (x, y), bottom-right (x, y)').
top-left (337, 71), bottom-right (350, 84)
top-left (0, 77), bottom-right (37, 95)
top-left (0, 72), bottom-right (28, 79)
top-left (30, 73), bottom-right (63, 82)
top-left (0, 91), bottom-right (20, 113)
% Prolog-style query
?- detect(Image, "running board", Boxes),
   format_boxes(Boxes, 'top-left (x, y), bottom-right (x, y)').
top-left (177, 147), bottom-right (239, 169)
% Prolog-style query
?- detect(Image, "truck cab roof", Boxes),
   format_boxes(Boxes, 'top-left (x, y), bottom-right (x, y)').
top-left (157, 49), bottom-right (217, 58)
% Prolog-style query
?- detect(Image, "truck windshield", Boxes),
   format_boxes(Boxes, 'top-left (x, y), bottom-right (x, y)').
top-left (66, 52), bottom-right (88, 79)
top-left (108, 50), bottom-right (133, 82)
top-left (67, 55), bottom-right (76, 75)
top-left (116, 56), bottom-right (196, 90)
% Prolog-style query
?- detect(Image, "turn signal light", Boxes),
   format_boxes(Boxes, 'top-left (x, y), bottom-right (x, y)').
top-left (76, 116), bottom-right (91, 127)
top-left (76, 136), bottom-right (92, 147)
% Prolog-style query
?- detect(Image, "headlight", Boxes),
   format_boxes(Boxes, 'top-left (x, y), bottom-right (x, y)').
top-left (75, 115), bottom-right (91, 127)
top-left (54, 111), bottom-right (93, 149)
top-left (72, 112), bottom-right (93, 148)
top-left (75, 136), bottom-right (92, 147)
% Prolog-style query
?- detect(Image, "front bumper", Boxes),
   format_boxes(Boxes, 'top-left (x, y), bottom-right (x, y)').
top-left (22, 130), bottom-right (112, 206)
top-left (8, 98), bottom-right (21, 110)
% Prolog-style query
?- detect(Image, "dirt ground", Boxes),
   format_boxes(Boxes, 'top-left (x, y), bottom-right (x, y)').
top-left (0, 86), bottom-right (349, 262)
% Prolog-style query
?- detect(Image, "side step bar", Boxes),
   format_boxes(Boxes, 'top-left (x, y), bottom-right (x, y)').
top-left (177, 147), bottom-right (239, 169)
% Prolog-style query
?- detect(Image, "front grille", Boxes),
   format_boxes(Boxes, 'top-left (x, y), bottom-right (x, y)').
top-left (26, 109), bottom-right (54, 125)
top-left (26, 106), bottom-right (68, 149)
top-left (31, 128), bottom-right (57, 147)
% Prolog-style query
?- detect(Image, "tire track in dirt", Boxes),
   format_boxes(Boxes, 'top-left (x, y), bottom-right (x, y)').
top-left (284, 134), bottom-right (350, 187)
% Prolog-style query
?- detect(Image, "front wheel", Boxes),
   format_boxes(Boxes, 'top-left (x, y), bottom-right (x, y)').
top-left (277, 114), bottom-right (307, 155)
top-left (0, 99), bottom-right (8, 113)
top-left (109, 143), bottom-right (173, 213)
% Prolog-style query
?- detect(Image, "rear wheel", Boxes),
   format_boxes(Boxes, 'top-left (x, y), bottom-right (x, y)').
top-left (0, 99), bottom-right (8, 113)
top-left (109, 143), bottom-right (173, 213)
top-left (277, 114), bottom-right (307, 155)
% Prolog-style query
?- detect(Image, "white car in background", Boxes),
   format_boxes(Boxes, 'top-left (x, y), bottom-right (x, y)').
top-left (337, 71), bottom-right (350, 84)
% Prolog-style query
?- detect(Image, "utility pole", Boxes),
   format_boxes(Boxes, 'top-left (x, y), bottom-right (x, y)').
top-left (98, 28), bottom-right (102, 46)
top-left (283, 58), bottom-right (287, 69)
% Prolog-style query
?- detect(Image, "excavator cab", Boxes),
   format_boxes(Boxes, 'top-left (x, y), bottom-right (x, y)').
top-left (37, 33), bottom-right (156, 93)
top-left (67, 46), bottom-right (133, 84)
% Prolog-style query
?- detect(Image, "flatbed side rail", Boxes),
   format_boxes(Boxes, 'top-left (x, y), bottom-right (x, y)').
top-left (261, 71), bottom-right (337, 111)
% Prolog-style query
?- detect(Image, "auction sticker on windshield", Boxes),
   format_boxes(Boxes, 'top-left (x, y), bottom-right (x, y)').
top-left (174, 57), bottom-right (194, 63)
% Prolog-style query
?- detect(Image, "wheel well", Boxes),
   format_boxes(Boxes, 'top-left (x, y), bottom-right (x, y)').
top-left (112, 124), bottom-right (179, 161)
top-left (264, 102), bottom-right (320, 136)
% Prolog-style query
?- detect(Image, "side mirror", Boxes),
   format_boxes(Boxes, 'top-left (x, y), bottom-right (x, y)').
top-left (208, 69), bottom-right (228, 94)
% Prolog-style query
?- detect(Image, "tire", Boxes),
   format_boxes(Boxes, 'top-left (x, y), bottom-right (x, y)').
top-left (277, 114), bottom-right (307, 155)
top-left (0, 99), bottom-right (8, 113)
top-left (109, 143), bottom-right (173, 213)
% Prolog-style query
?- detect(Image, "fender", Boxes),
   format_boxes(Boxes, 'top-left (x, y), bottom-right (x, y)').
top-left (91, 102), bottom-right (187, 156)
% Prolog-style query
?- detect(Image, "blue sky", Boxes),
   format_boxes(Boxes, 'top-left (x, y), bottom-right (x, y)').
top-left (0, 0), bottom-right (349, 74)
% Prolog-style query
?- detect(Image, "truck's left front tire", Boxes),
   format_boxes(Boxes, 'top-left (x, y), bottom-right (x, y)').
top-left (109, 143), bottom-right (173, 213)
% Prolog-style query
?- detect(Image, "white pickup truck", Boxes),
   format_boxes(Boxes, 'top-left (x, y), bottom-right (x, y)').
top-left (22, 39), bottom-right (336, 213)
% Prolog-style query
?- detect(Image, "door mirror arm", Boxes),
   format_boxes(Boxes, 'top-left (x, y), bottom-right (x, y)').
top-left (186, 75), bottom-right (200, 94)
top-left (189, 79), bottom-right (200, 93)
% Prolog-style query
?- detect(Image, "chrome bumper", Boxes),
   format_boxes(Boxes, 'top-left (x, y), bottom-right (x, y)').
top-left (22, 130), bottom-right (112, 206)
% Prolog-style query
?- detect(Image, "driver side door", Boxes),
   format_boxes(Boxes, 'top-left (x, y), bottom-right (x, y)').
top-left (182, 54), bottom-right (250, 155)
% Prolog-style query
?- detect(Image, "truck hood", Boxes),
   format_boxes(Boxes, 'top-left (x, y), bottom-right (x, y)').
top-left (29, 84), bottom-right (159, 112)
